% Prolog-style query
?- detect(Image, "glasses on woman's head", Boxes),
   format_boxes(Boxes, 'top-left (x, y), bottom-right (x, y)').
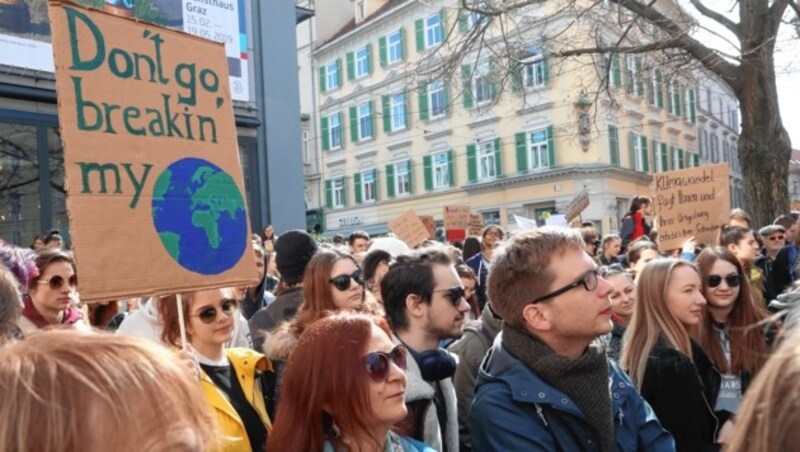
top-left (37, 274), bottom-right (78, 290)
top-left (364, 345), bottom-right (407, 382)
top-left (191, 299), bottom-right (236, 324)
top-left (329, 269), bottom-right (364, 291)
top-left (531, 267), bottom-right (600, 304)
top-left (433, 286), bottom-right (466, 306)
top-left (707, 273), bottom-right (742, 289)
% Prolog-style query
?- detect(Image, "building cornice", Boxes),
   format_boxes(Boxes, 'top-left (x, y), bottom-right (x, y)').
top-left (464, 164), bottom-right (652, 194)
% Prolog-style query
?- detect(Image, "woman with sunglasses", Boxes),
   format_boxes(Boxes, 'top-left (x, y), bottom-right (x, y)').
top-left (694, 247), bottom-right (769, 444)
top-left (17, 248), bottom-right (88, 336)
top-left (160, 288), bottom-right (273, 452)
top-left (269, 312), bottom-right (434, 451)
top-left (620, 258), bottom-right (718, 451)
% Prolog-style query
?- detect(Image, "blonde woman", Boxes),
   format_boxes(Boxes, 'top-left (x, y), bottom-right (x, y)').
top-left (620, 258), bottom-right (718, 451)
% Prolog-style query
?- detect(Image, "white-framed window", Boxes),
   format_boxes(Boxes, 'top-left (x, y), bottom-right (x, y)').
top-left (326, 61), bottom-right (339, 91)
top-left (387, 30), bottom-right (402, 64)
top-left (358, 102), bottom-right (373, 140)
top-left (668, 81), bottom-right (680, 116)
top-left (474, 61), bottom-right (493, 104)
top-left (465, 1), bottom-right (488, 29)
top-left (302, 130), bottom-right (310, 163)
top-left (329, 113), bottom-right (342, 150)
top-left (355, 46), bottom-right (369, 78)
top-left (362, 170), bottom-right (376, 202)
top-left (333, 178), bottom-right (345, 208)
top-left (710, 134), bottom-right (719, 163)
top-left (478, 141), bottom-right (497, 180)
top-left (624, 54), bottom-right (639, 95)
top-left (632, 133), bottom-right (646, 171)
top-left (608, 125), bottom-right (620, 166)
top-left (672, 147), bottom-right (682, 169)
top-left (528, 129), bottom-right (550, 169)
top-left (653, 139), bottom-right (665, 172)
top-left (648, 71), bottom-right (658, 105)
top-left (425, 13), bottom-right (442, 48)
top-left (429, 80), bottom-right (446, 119)
top-left (433, 151), bottom-right (450, 188)
top-left (700, 130), bottom-right (709, 160)
top-left (390, 93), bottom-right (406, 131)
top-left (395, 161), bottom-right (410, 195)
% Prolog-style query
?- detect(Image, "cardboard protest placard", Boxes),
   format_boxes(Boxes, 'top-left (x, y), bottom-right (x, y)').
top-left (468, 214), bottom-right (484, 236)
top-left (443, 205), bottom-right (471, 230)
top-left (419, 215), bottom-right (436, 239)
top-left (651, 164), bottom-right (730, 252)
top-left (564, 188), bottom-right (590, 222)
top-left (388, 211), bottom-right (429, 248)
top-left (48, 1), bottom-right (257, 302)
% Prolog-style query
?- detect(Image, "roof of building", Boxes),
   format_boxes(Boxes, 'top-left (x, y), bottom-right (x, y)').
top-left (321, 0), bottom-right (409, 48)
top-left (790, 149), bottom-right (800, 168)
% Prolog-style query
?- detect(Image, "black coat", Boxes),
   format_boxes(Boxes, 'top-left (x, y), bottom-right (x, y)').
top-left (640, 339), bottom-right (719, 452)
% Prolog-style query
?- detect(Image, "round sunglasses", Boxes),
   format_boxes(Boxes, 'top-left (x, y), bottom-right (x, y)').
top-left (364, 345), bottom-right (407, 382)
top-left (329, 269), bottom-right (364, 291)
top-left (37, 274), bottom-right (78, 290)
top-left (707, 273), bottom-right (742, 289)
top-left (191, 299), bottom-right (236, 324)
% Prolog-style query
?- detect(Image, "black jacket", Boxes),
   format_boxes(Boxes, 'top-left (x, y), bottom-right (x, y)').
top-left (640, 339), bottom-right (719, 452)
top-left (248, 288), bottom-right (303, 352)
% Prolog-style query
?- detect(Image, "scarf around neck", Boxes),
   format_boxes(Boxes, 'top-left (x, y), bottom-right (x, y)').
top-left (22, 294), bottom-right (82, 329)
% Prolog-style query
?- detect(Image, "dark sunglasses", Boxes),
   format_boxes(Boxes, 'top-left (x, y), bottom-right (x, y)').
top-left (433, 286), bottom-right (466, 306)
top-left (192, 299), bottom-right (236, 324)
top-left (707, 274), bottom-right (742, 289)
top-left (768, 235), bottom-right (785, 242)
top-left (329, 270), bottom-right (364, 291)
top-left (364, 345), bottom-right (407, 382)
top-left (37, 274), bottom-right (78, 290)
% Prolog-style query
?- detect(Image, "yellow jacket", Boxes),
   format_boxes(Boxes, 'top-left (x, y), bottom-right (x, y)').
top-left (201, 348), bottom-right (273, 451)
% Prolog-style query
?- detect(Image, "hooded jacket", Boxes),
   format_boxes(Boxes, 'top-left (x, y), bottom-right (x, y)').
top-left (249, 288), bottom-right (304, 352)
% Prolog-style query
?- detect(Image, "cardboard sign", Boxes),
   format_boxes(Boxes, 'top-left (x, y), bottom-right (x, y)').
top-left (49, 2), bottom-right (257, 302)
top-left (651, 164), bottom-right (730, 251)
top-left (388, 211), bottom-right (430, 249)
top-left (468, 214), bottom-right (484, 236)
top-left (419, 215), bottom-right (436, 239)
top-left (564, 188), bottom-right (590, 222)
top-left (443, 205), bottom-right (471, 230)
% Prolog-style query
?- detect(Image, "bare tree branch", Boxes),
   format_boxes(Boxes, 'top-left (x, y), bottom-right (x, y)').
top-left (787, 0), bottom-right (800, 19)
top-left (687, 0), bottom-right (740, 35)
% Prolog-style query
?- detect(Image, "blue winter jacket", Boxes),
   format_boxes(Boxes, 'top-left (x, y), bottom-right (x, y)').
top-left (470, 338), bottom-right (676, 452)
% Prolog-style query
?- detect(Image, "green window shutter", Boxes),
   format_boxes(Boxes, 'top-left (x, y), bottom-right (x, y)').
top-left (608, 125), bottom-right (619, 166)
top-left (346, 51), bottom-right (355, 81)
top-left (382, 95), bottom-right (391, 132)
top-left (337, 113), bottom-right (345, 149)
top-left (511, 62), bottom-right (522, 93)
top-left (635, 57), bottom-right (644, 97)
top-left (660, 143), bottom-right (668, 171)
top-left (368, 100), bottom-right (375, 138)
top-left (467, 144), bottom-right (478, 183)
top-left (612, 54), bottom-right (621, 88)
top-left (379, 36), bottom-right (387, 67)
top-left (418, 85), bottom-right (429, 121)
top-left (547, 125), bottom-right (555, 167)
top-left (669, 146), bottom-right (675, 170)
top-left (439, 9), bottom-right (447, 33)
top-left (494, 138), bottom-right (503, 177)
top-left (365, 44), bottom-right (373, 74)
top-left (628, 132), bottom-right (636, 170)
top-left (318, 66), bottom-right (327, 93)
top-left (461, 64), bottom-right (474, 108)
top-left (640, 136), bottom-right (649, 172)
top-left (674, 82), bottom-right (681, 116)
top-left (386, 164), bottom-right (395, 198)
top-left (325, 180), bottom-right (333, 209)
top-left (448, 149), bottom-right (456, 187)
top-left (693, 153), bottom-right (700, 167)
top-left (443, 80), bottom-right (451, 116)
top-left (656, 69), bottom-right (663, 108)
top-left (349, 106), bottom-right (358, 143)
top-left (372, 169), bottom-right (379, 202)
top-left (542, 49), bottom-right (550, 84)
top-left (458, 11), bottom-right (468, 33)
top-left (423, 155), bottom-right (433, 191)
top-left (679, 149), bottom-right (685, 169)
top-left (689, 89), bottom-right (696, 123)
top-left (403, 91), bottom-right (411, 129)
top-left (354, 172), bottom-right (362, 204)
top-left (335, 59), bottom-right (342, 87)
top-left (399, 27), bottom-right (406, 60)
top-left (515, 132), bottom-right (528, 172)
top-left (321, 116), bottom-right (330, 151)
top-left (488, 59), bottom-right (497, 100)
top-left (415, 19), bottom-right (424, 52)
top-left (407, 160), bottom-right (414, 194)
top-left (342, 177), bottom-right (348, 207)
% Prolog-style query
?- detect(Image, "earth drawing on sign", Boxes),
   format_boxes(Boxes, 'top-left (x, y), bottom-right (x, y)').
top-left (152, 157), bottom-right (248, 275)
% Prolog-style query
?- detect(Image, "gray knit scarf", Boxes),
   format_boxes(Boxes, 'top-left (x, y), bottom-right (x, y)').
top-left (503, 325), bottom-right (614, 452)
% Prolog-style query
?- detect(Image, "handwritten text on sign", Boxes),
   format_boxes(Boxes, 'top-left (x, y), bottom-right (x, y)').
top-left (652, 164), bottom-right (730, 251)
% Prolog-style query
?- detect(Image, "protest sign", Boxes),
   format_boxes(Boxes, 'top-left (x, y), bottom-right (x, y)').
top-left (49, 1), bottom-right (257, 302)
top-left (513, 214), bottom-right (537, 231)
top-left (419, 215), bottom-right (436, 239)
top-left (564, 188), bottom-right (590, 222)
top-left (388, 211), bottom-right (429, 248)
top-left (468, 214), bottom-right (484, 236)
top-left (443, 205), bottom-right (471, 230)
top-left (651, 164), bottom-right (730, 251)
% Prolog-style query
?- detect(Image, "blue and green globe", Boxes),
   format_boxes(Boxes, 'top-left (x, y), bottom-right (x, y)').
top-left (152, 158), bottom-right (248, 275)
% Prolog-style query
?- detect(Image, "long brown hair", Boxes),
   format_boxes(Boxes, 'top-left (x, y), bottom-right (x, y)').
top-left (292, 250), bottom-right (363, 338)
top-left (694, 247), bottom-right (768, 375)
top-left (268, 312), bottom-right (392, 451)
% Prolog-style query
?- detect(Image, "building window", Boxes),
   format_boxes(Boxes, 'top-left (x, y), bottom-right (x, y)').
top-left (333, 178), bottom-right (345, 208)
top-left (528, 129), bottom-right (550, 169)
top-left (329, 113), bottom-right (342, 150)
top-left (433, 151), bottom-right (450, 188)
top-left (710, 134), bottom-right (719, 163)
top-left (522, 47), bottom-right (548, 89)
top-left (624, 54), bottom-right (636, 95)
top-left (474, 61), bottom-right (493, 104)
top-left (425, 13), bottom-right (442, 48)
top-left (302, 130), bottom-right (310, 163)
top-left (608, 125), bottom-right (620, 166)
top-left (362, 170), bottom-right (376, 202)
top-left (648, 71), bottom-right (658, 105)
top-left (706, 87), bottom-right (713, 111)
top-left (653, 139), bottom-right (665, 172)
top-left (429, 80), bottom-right (446, 119)
top-left (326, 61), bottom-right (339, 91)
top-left (358, 102), bottom-right (373, 141)
top-left (391, 93), bottom-right (407, 131)
top-left (465, 1), bottom-right (488, 29)
top-left (355, 46), bottom-right (369, 78)
top-left (632, 133), bottom-right (648, 172)
top-left (395, 161), bottom-right (410, 195)
top-left (387, 30), bottom-right (402, 64)
top-left (478, 141), bottom-right (497, 180)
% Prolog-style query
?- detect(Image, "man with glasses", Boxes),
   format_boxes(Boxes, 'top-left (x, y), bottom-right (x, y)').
top-left (756, 224), bottom-right (785, 302)
top-left (381, 246), bottom-right (467, 452)
top-left (471, 228), bottom-right (674, 451)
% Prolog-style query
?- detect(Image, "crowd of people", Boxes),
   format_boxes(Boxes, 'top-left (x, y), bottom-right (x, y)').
top-left (2, 203), bottom-right (800, 451)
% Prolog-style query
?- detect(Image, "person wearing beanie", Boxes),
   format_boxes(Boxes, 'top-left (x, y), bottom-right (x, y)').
top-left (756, 224), bottom-right (786, 302)
top-left (249, 230), bottom-right (318, 351)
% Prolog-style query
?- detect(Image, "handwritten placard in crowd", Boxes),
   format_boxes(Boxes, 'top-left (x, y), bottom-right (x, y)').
top-left (651, 164), bottom-right (730, 251)
top-left (468, 214), bottom-right (484, 236)
top-left (443, 206), bottom-right (471, 230)
top-left (388, 211), bottom-right (430, 248)
top-left (419, 215), bottom-right (436, 239)
top-left (564, 188), bottom-right (590, 222)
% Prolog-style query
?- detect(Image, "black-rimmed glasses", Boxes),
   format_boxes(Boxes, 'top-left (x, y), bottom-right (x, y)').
top-left (531, 267), bottom-right (600, 304)
top-left (329, 270), bottom-right (364, 291)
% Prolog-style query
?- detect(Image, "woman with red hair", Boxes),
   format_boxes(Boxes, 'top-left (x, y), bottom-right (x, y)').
top-left (268, 312), bottom-right (433, 451)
